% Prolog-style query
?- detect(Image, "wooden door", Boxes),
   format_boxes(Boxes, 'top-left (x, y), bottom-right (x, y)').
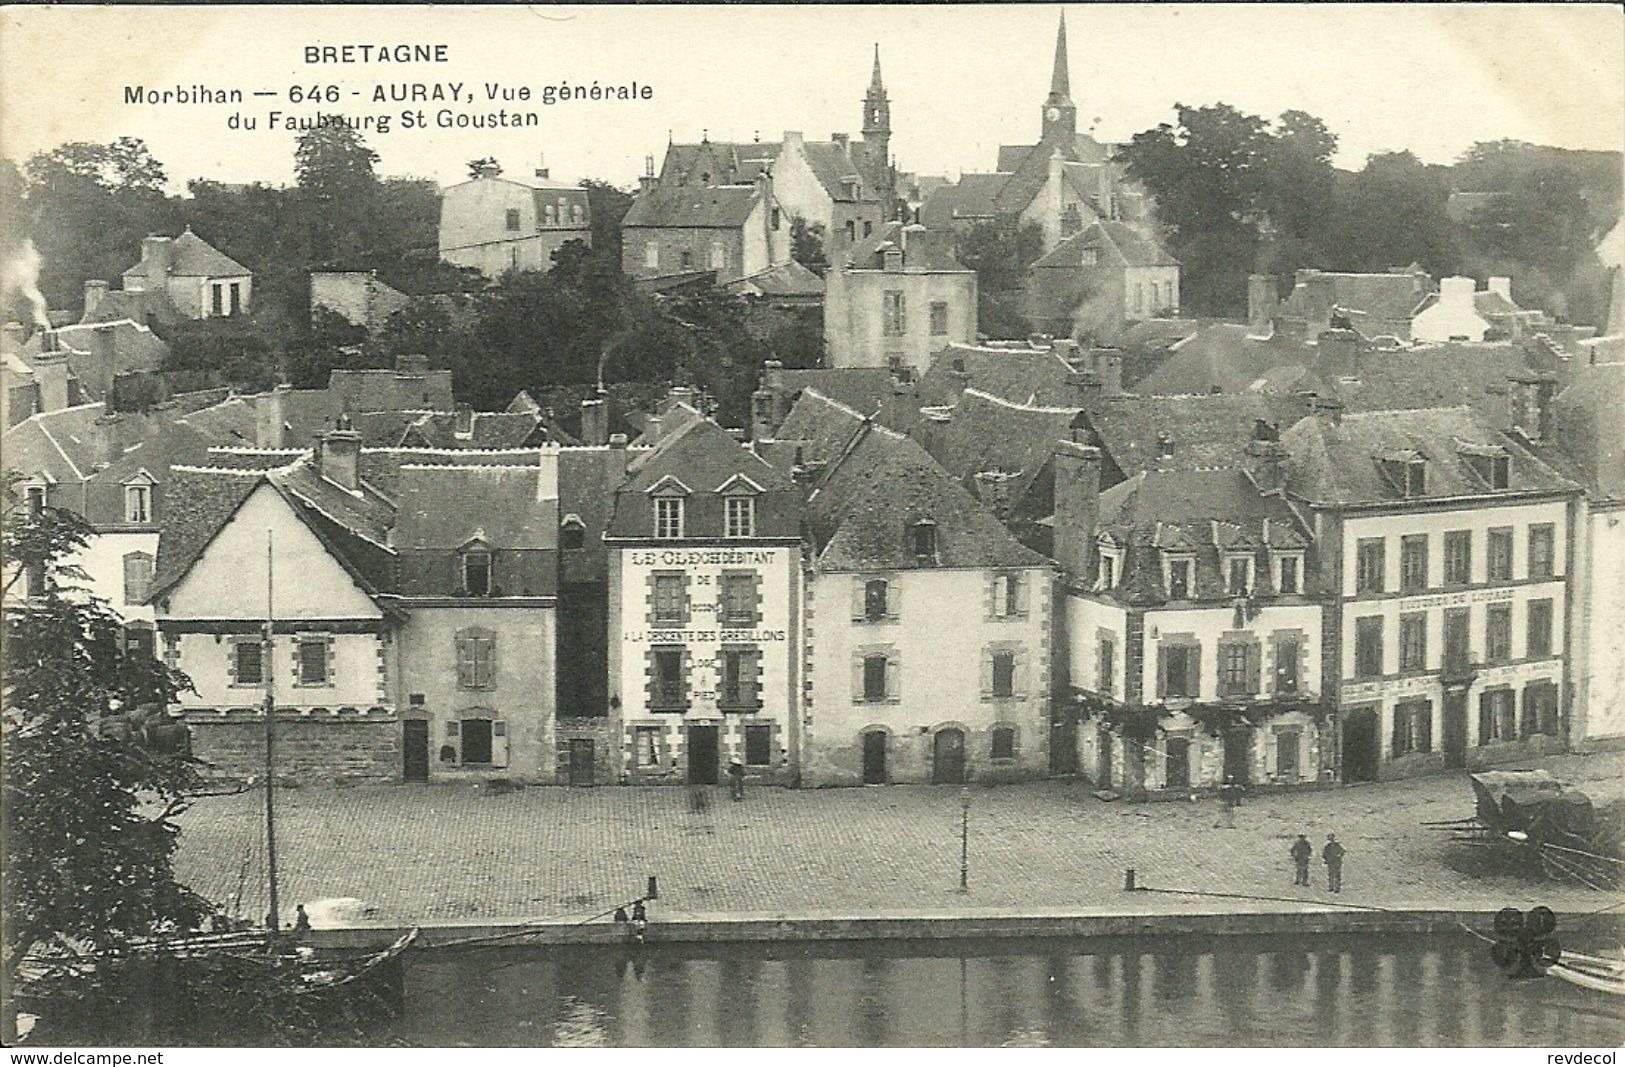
top-left (862, 731), bottom-right (887, 785)
top-left (1276, 730), bottom-right (1301, 782)
top-left (1443, 690), bottom-right (1469, 768)
top-left (1097, 730), bottom-right (1114, 789)
top-left (1342, 707), bottom-right (1379, 783)
top-left (933, 728), bottom-right (966, 784)
top-left (1223, 727), bottom-right (1252, 785)
top-left (403, 720), bottom-right (429, 782)
top-left (686, 725), bottom-right (719, 785)
top-left (1050, 716), bottom-right (1079, 775)
top-left (1165, 737), bottom-right (1190, 789)
top-left (568, 739), bottom-right (595, 786)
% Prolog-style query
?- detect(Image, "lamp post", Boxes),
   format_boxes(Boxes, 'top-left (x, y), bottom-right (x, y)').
top-left (958, 786), bottom-right (970, 893)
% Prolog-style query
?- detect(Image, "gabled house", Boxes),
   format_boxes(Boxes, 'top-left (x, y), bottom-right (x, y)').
top-left (113, 227), bottom-right (253, 321)
top-left (772, 388), bottom-right (1056, 785)
top-left (603, 413), bottom-right (804, 785)
top-left (146, 434), bottom-right (563, 783)
top-left (1025, 220), bottom-right (1179, 339)
top-left (438, 158), bottom-right (592, 277)
top-left (620, 175), bottom-right (790, 284)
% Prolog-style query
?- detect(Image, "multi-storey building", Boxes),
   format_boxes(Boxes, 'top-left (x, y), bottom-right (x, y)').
top-left (772, 387), bottom-right (1055, 785)
top-left (603, 415), bottom-right (804, 785)
top-left (824, 222), bottom-right (977, 375)
top-left (1281, 403), bottom-right (1579, 780)
top-left (147, 434), bottom-right (563, 783)
top-left (439, 158), bottom-right (591, 277)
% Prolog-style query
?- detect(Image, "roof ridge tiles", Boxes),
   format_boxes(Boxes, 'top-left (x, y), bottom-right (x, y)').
top-left (798, 386), bottom-right (872, 422)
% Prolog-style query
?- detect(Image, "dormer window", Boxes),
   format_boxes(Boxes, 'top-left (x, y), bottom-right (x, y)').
top-left (1164, 554), bottom-right (1194, 600)
top-left (1458, 440), bottom-right (1512, 490)
top-left (1156, 433), bottom-right (1175, 459)
top-left (1378, 451), bottom-right (1428, 498)
top-left (1274, 552), bottom-right (1303, 595)
top-left (124, 482), bottom-right (152, 524)
top-left (1095, 540), bottom-right (1122, 591)
top-left (462, 546), bottom-right (492, 596)
top-left (910, 519), bottom-right (937, 559)
top-left (724, 495), bottom-right (755, 538)
top-left (24, 485), bottom-right (45, 514)
top-left (1407, 459), bottom-right (1426, 496)
top-left (1225, 554), bottom-right (1254, 596)
top-left (654, 496), bottom-right (685, 539)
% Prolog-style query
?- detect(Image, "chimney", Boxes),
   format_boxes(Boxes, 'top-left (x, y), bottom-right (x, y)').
top-left (316, 425), bottom-right (361, 491)
top-left (1316, 328), bottom-right (1363, 377)
top-left (750, 387), bottom-right (777, 442)
top-left (973, 470), bottom-right (1014, 519)
top-left (667, 385), bottom-right (698, 412)
top-left (1439, 275), bottom-right (1476, 310)
top-left (608, 432), bottom-right (628, 448)
top-left (255, 384), bottom-right (291, 448)
top-left (832, 133), bottom-right (850, 150)
top-left (882, 245), bottom-right (904, 272)
top-left (1052, 441), bottom-right (1102, 580)
top-left (1508, 371), bottom-right (1557, 441)
top-left (1245, 424), bottom-right (1287, 494)
top-left (141, 236), bottom-right (174, 278)
top-left (580, 391), bottom-right (609, 446)
top-left (535, 151), bottom-right (549, 180)
top-left (1488, 276), bottom-right (1512, 302)
top-left (1248, 274), bottom-right (1278, 336)
top-left (1090, 347), bottom-right (1123, 398)
top-left (783, 130), bottom-right (804, 149)
top-left (83, 279), bottom-right (109, 318)
top-left (395, 353), bottom-right (430, 377)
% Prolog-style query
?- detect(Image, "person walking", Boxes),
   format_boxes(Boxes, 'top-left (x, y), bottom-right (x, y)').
top-left (1322, 833), bottom-right (1346, 893)
top-left (1290, 834), bottom-right (1313, 886)
top-left (728, 759), bottom-right (746, 801)
top-left (291, 903), bottom-right (312, 936)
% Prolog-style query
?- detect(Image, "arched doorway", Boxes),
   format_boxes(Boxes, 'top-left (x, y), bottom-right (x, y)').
top-left (933, 728), bottom-right (966, 784)
top-left (862, 730), bottom-right (887, 784)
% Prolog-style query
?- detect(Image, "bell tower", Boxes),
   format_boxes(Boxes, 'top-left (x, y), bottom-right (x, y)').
top-left (1041, 12), bottom-right (1077, 144)
top-left (861, 43), bottom-right (891, 157)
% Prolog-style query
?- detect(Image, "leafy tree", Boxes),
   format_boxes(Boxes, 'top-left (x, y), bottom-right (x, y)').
top-left (955, 217), bottom-right (1043, 337)
top-left (581, 179), bottom-right (634, 269)
top-left (2, 495), bottom-right (205, 1042)
top-left (466, 157), bottom-right (500, 179)
top-left (283, 307), bottom-right (375, 388)
top-left (789, 217), bottom-right (830, 277)
top-left (1331, 151), bottom-right (1460, 276)
top-left (161, 316), bottom-right (283, 393)
top-left (293, 121), bottom-right (382, 270)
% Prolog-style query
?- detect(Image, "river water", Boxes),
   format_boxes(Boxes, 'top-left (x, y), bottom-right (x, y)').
top-left (397, 931), bottom-right (1622, 1047)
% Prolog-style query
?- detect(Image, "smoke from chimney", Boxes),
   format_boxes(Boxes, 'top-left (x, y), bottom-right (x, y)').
top-left (5, 239), bottom-right (51, 329)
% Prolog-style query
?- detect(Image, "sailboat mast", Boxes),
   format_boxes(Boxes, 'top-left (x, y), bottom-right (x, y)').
top-left (264, 529), bottom-right (281, 941)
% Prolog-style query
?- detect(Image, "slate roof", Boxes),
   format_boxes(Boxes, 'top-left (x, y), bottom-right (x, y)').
top-left (1527, 362), bottom-right (1625, 501)
top-left (846, 222), bottom-right (969, 273)
top-left (919, 174), bottom-right (1010, 228)
top-left (398, 411), bottom-right (563, 449)
top-left (806, 422), bottom-right (1050, 572)
top-left (1086, 393), bottom-right (1280, 484)
top-left (79, 289), bottom-right (180, 328)
top-left (772, 387), bottom-right (869, 467)
top-left (798, 139), bottom-right (889, 203)
top-left (328, 367), bottom-right (456, 412)
top-left (1031, 221), bottom-right (1177, 269)
top-left (1095, 467), bottom-right (1313, 606)
top-left (996, 135), bottom-right (1113, 173)
top-left (920, 388), bottom-right (1087, 512)
top-left (619, 415), bottom-right (791, 494)
top-left (558, 445), bottom-right (635, 581)
top-left (915, 342), bottom-right (1090, 409)
top-left (768, 368), bottom-right (897, 422)
top-left (4, 395), bottom-right (259, 488)
top-left (622, 184), bottom-right (761, 229)
top-left (1280, 406), bottom-right (1577, 507)
top-left (1280, 271), bottom-right (1432, 330)
top-left (995, 136), bottom-right (1115, 215)
top-left (724, 259), bottom-right (827, 298)
top-left (147, 467), bottom-right (266, 600)
top-left (123, 228), bottom-right (250, 280)
top-left (392, 463), bottom-right (557, 550)
top-left (659, 141), bottom-right (780, 187)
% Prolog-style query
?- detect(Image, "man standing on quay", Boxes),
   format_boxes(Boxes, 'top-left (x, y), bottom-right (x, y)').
top-left (1290, 834), bottom-right (1313, 886)
top-left (1322, 833), bottom-right (1346, 893)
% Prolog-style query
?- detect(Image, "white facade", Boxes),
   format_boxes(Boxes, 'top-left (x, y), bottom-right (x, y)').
top-left (1412, 276), bottom-right (1492, 343)
top-left (607, 544), bottom-right (802, 783)
top-left (1573, 501), bottom-right (1625, 743)
top-left (805, 566), bottom-right (1053, 785)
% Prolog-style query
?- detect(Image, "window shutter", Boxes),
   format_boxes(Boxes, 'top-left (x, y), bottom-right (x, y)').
top-left (1478, 693), bottom-right (1493, 743)
top-left (1156, 647), bottom-right (1168, 699)
top-left (1015, 647), bottom-right (1028, 699)
top-left (851, 579), bottom-right (866, 621)
top-left (1192, 645), bottom-right (1202, 699)
top-left (888, 580), bottom-right (900, 619)
top-left (1014, 572), bottom-right (1029, 615)
top-left (852, 654), bottom-right (865, 703)
top-left (1245, 643), bottom-right (1261, 696)
top-left (492, 719), bottom-right (509, 767)
top-left (980, 648), bottom-right (994, 699)
top-left (227, 639), bottom-right (238, 685)
top-left (748, 649), bottom-right (762, 709)
top-left (885, 653), bottom-right (901, 700)
top-left (456, 632), bottom-right (473, 688)
top-left (1420, 703), bottom-right (1433, 753)
top-left (1392, 706), bottom-right (1405, 756)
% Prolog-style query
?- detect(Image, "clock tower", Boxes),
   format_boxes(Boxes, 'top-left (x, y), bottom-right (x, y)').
top-left (1041, 12), bottom-right (1077, 144)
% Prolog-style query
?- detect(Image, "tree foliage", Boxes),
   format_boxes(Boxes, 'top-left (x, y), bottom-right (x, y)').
top-left (2, 496), bottom-right (207, 1040)
top-left (955, 217), bottom-right (1044, 339)
top-left (789, 217), bottom-right (830, 278)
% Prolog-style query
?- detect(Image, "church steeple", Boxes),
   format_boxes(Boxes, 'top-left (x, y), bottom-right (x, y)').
top-left (862, 43), bottom-right (891, 144)
top-left (1042, 12), bottom-right (1077, 143)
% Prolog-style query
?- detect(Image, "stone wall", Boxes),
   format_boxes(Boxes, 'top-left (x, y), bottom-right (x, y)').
top-left (189, 712), bottom-right (400, 783)
top-left (555, 717), bottom-right (620, 786)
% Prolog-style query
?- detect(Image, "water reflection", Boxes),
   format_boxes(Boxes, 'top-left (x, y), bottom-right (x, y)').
top-left (402, 933), bottom-right (1623, 1048)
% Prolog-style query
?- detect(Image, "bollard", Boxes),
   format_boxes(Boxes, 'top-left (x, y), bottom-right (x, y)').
top-left (1124, 868), bottom-right (1137, 891)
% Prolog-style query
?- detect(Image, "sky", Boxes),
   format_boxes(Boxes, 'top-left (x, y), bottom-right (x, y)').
top-left (1, 3), bottom-right (1621, 193)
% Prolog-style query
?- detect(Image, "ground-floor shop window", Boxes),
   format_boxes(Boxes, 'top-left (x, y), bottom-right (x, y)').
top-left (1520, 682), bottom-right (1559, 739)
top-left (1392, 699), bottom-right (1432, 756)
top-left (1478, 689), bottom-right (1515, 744)
top-left (634, 725), bottom-right (662, 767)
